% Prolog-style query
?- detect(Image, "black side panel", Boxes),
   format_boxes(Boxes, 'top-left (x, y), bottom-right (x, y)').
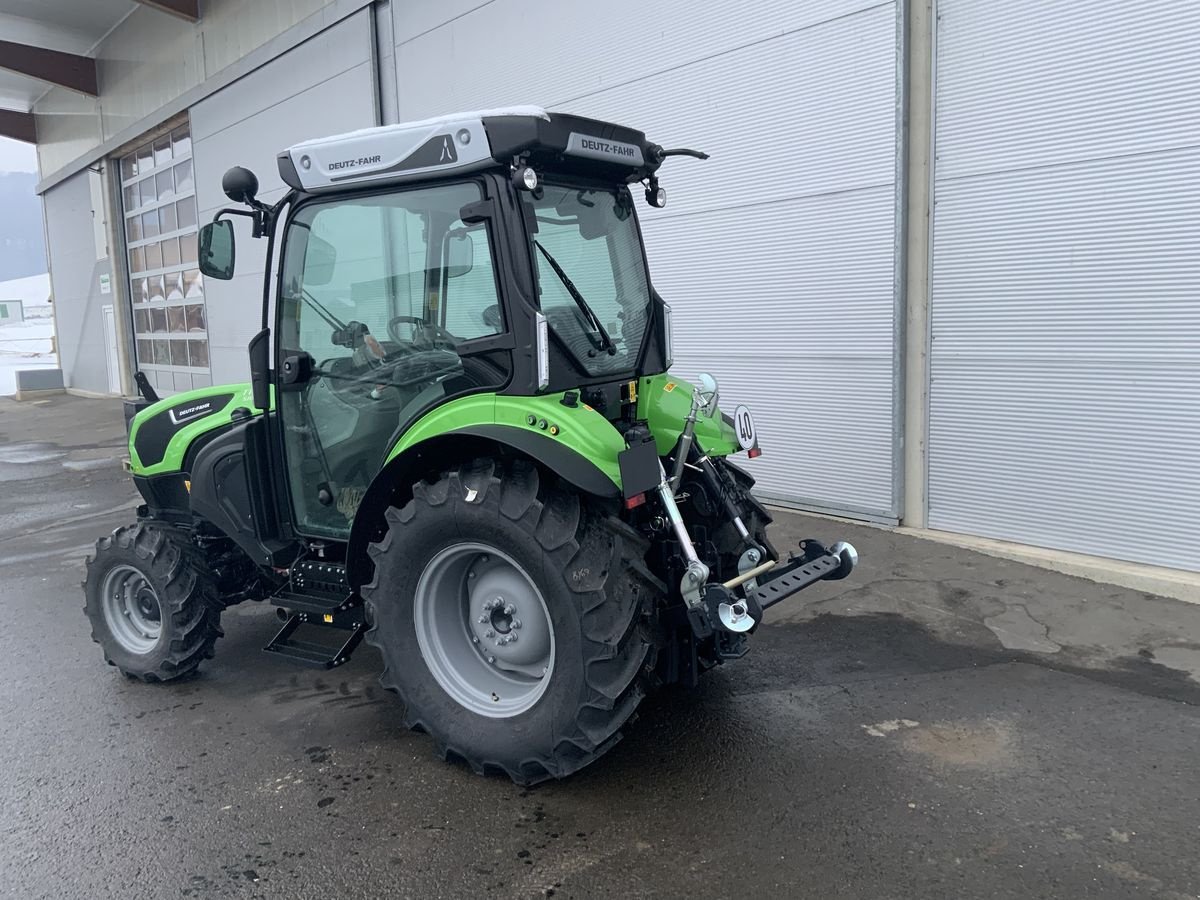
top-left (189, 419), bottom-right (295, 566)
top-left (134, 393), bottom-right (235, 469)
top-left (133, 474), bottom-right (191, 522)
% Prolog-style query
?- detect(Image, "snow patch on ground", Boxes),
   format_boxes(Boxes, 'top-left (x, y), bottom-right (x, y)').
top-left (0, 302), bottom-right (58, 396)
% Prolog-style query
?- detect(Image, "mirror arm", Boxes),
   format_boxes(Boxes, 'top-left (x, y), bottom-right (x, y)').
top-left (213, 206), bottom-right (272, 239)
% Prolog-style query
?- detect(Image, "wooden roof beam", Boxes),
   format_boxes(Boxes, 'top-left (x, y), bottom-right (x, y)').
top-left (0, 41), bottom-right (97, 97)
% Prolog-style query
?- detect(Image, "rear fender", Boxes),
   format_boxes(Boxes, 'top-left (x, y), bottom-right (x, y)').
top-left (345, 393), bottom-right (625, 589)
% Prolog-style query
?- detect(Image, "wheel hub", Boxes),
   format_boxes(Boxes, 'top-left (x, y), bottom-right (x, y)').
top-left (413, 542), bottom-right (556, 718)
top-left (100, 564), bottom-right (163, 655)
top-left (466, 565), bottom-right (551, 671)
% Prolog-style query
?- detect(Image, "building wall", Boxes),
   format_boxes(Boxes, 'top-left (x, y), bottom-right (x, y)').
top-left (927, 0), bottom-right (1200, 572)
top-left (42, 170), bottom-right (115, 394)
top-left (390, 0), bottom-right (904, 518)
top-left (190, 10), bottom-right (377, 384)
top-left (34, 0), bottom-right (341, 180)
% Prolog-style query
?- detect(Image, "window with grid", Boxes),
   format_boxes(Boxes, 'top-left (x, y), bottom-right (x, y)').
top-left (120, 124), bottom-right (210, 396)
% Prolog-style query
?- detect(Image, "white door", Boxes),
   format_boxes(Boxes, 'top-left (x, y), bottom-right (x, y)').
top-left (388, 0), bottom-right (904, 521)
top-left (928, 0), bottom-right (1200, 571)
top-left (102, 304), bottom-right (121, 395)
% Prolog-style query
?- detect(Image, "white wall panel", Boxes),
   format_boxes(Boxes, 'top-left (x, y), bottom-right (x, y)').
top-left (392, 0), bottom-right (901, 516)
top-left (191, 11), bottom-right (375, 386)
top-left (34, 88), bottom-right (104, 178)
top-left (42, 171), bottom-right (115, 394)
top-left (930, 0), bottom-right (1200, 571)
top-left (934, 0), bottom-right (1200, 180)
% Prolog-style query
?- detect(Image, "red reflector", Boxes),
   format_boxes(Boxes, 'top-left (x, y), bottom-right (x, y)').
top-left (747, 447), bottom-right (762, 459)
top-left (624, 492), bottom-right (647, 510)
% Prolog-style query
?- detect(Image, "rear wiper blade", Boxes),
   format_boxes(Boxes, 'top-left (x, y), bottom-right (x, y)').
top-left (533, 240), bottom-right (616, 354)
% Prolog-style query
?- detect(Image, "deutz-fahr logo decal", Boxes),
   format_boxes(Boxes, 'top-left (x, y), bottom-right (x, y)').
top-left (565, 132), bottom-right (645, 166)
top-left (168, 400), bottom-right (214, 425)
top-left (329, 154), bottom-right (383, 171)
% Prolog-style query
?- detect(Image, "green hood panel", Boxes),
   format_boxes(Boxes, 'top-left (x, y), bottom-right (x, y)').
top-left (386, 391), bottom-right (627, 489)
top-left (128, 383), bottom-right (269, 476)
top-left (637, 373), bottom-right (739, 457)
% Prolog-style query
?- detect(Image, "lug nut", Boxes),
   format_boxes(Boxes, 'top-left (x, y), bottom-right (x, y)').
top-left (484, 629), bottom-right (495, 639)
top-left (503, 604), bottom-right (515, 615)
top-left (512, 618), bottom-right (522, 630)
top-left (477, 614), bottom-right (489, 624)
top-left (507, 633), bottom-right (517, 644)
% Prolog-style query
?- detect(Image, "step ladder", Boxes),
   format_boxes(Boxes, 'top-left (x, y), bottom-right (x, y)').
top-left (262, 559), bottom-right (367, 670)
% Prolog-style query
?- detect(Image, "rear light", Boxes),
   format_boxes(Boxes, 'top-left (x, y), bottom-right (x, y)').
top-left (747, 447), bottom-right (762, 459)
top-left (624, 492), bottom-right (647, 510)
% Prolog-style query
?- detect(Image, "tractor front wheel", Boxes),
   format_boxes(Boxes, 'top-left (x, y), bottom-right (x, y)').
top-left (83, 522), bottom-right (223, 681)
top-left (363, 458), bottom-right (662, 784)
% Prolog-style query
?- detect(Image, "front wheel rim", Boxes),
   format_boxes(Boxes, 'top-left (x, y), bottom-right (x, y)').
top-left (413, 542), bottom-right (555, 718)
top-left (100, 564), bottom-right (163, 654)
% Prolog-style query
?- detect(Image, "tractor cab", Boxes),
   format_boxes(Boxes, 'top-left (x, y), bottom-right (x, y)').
top-left (198, 107), bottom-right (699, 540)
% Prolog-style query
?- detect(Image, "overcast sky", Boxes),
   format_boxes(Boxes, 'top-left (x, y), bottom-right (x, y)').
top-left (0, 137), bottom-right (37, 174)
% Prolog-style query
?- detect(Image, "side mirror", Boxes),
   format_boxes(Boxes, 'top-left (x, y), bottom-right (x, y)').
top-left (222, 166), bottom-right (259, 204)
top-left (696, 371), bottom-right (720, 416)
top-left (445, 230), bottom-right (475, 278)
top-left (303, 233), bottom-right (338, 286)
top-left (198, 219), bottom-right (235, 280)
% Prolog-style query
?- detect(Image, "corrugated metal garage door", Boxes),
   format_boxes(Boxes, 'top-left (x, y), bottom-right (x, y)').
top-left (391, 0), bottom-right (903, 520)
top-left (929, 0), bottom-right (1200, 570)
top-left (190, 11), bottom-right (377, 385)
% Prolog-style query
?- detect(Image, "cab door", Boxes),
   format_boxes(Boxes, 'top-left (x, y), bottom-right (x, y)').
top-left (275, 181), bottom-right (509, 539)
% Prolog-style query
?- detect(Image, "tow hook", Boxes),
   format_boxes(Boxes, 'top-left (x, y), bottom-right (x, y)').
top-left (687, 539), bottom-right (859, 639)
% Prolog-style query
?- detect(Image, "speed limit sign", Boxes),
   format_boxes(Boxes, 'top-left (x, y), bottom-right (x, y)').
top-left (733, 405), bottom-right (757, 450)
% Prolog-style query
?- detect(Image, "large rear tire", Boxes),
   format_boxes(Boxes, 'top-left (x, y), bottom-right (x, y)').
top-left (362, 458), bottom-right (663, 784)
top-left (83, 522), bottom-right (223, 681)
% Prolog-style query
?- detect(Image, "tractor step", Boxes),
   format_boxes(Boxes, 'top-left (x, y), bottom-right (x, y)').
top-left (270, 589), bottom-right (350, 617)
top-left (263, 613), bottom-right (366, 669)
top-left (268, 558), bottom-right (356, 616)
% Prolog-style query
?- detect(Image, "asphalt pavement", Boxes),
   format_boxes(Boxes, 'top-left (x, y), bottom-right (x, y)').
top-left (2, 395), bottom-right (1198, 900)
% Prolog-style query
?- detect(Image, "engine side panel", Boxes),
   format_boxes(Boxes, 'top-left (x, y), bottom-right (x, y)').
top-left (128, 383), bottom-right (260, 476)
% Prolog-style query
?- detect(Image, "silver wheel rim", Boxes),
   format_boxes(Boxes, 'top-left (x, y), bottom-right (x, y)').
top-left (413, 542), bottom-right (555, 718)
top-left (101, 564), bottom-right (163, 654)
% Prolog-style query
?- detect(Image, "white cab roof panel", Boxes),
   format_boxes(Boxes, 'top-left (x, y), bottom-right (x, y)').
top-left (278, 106), bottom-right (549, 192)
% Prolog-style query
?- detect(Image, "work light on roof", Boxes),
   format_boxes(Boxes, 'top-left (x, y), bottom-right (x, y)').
top-left (513, 165), bottom-right (539, 192)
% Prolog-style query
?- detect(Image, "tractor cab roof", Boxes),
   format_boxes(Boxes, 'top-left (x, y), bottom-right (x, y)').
top-left (277, 106), bottom-right (664, 194)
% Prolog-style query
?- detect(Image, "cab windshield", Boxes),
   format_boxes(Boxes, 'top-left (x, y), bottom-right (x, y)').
top-left (528, 183), bottom-right (651, 377)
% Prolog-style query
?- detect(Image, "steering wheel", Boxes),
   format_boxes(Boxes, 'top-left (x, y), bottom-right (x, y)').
top-left (387, 315), bottom-right (457, 350)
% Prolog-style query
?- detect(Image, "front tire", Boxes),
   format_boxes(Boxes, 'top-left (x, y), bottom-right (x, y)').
top-left (362, 458), bottom-right (663, 784)
top-left (83, 522), bottom-right (223, 681)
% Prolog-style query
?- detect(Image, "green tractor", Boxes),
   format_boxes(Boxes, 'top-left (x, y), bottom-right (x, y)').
top-left (84, 107), bottom-right (857, 782)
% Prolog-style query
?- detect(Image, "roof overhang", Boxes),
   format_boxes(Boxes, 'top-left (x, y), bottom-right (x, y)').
top-left (0, 0), bottom-right (200, 144)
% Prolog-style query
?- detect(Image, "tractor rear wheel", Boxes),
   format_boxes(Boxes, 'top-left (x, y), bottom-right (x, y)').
top-left (363, 458), bottom-right (663, 784)
top-left (83, 522), bottom-right (223, 681)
